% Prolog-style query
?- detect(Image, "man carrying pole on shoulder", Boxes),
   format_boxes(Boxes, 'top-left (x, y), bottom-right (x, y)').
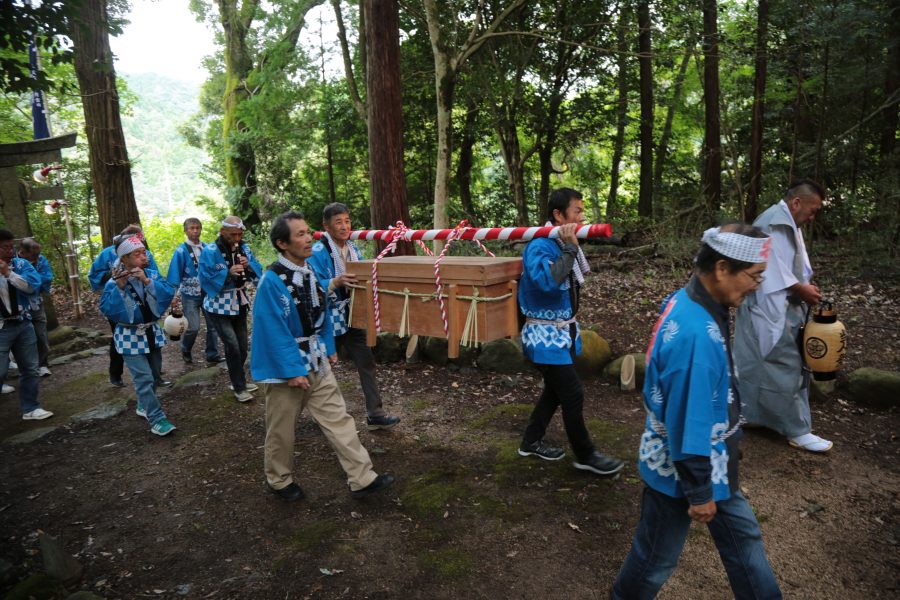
top-left (308, 203), bottom-right (400, 431)
top-left (517, 188), bottom-right (624, 477)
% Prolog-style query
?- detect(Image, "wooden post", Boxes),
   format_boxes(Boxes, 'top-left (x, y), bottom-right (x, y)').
top-left (506, 279), bottom-right (519, 338)
top-left (447, 283), bottom-right (460, 359)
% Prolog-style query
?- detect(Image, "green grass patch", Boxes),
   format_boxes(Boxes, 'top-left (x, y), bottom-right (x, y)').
top-left (287, 520), bottom-right (341, 554)
top-left (400, 468), bottom-right (470, 518)
top-left (467, 402), bottom-right (534, 431)
top-left (409, 398), bottom-right (430, 411)
top-left (489, 438), bottom-right (570, 486)
top-left (585, 418), bottom-right (635, 459)
top-left (417, 547), bottom-right (473, 580)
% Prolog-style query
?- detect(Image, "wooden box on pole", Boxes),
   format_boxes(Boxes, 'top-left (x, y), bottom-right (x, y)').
top-left (346, 256), bottom-right (522, 358)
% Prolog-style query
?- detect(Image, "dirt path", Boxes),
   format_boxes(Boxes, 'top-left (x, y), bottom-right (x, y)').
top-left (1, 267), bottom-right (898, 599)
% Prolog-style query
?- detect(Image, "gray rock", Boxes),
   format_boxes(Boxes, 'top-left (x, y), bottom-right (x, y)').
top-left (173, 367), bottom-right (222, 388)
top-left (39, 532), bottom-right (82, 585)
top-left (845, 368), bottom-right (900, 409)
top-left (574, 329), bottom-right (613, 375)
top-left (49, 334), bottom-right (107, 358)
top-left (422, 337), bottom-right (449, 366)
top-left (374, 332), bottom-right (404, 363)
top-left (476, 338), bottom-right (530, 373)
top-left (47, 325), bottom-right (78, 346)
top-left (71, 400), bottom-right (128, 422)
top-left (5, 426), bottom-right (56, 445)
top-left (5, 573), bottom-right (67, 600)
top-left (604, 353), bottom-right (646, 388)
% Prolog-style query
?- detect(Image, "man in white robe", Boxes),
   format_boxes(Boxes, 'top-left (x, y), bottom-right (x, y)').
top-left (733, 179), bottom-right (831, 452)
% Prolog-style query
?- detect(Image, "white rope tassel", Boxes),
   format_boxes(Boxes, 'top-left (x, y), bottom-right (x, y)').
top-left (398, 288), bottom-right (411, 338)
top-left (460, 289), bottom-right (480, 348)
top-left (348, 287), bottom-right (355, 328)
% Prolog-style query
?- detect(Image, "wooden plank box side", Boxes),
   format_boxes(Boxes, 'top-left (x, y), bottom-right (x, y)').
top-left (346, 257), bottom-right (522, 344)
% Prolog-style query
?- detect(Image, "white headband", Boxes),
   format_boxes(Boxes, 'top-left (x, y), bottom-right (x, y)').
top-left (701, 227), bottom-right (771, 263)
top-left (116, 235), bottom-right (146, 258)
top-left (221, 219), bottom-right (246, 230)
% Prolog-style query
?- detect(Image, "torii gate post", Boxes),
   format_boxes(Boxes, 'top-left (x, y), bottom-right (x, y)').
top-left (0, 132), bottom-right (82, 321)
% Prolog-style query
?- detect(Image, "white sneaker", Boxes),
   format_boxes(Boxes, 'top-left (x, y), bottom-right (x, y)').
top-left (23, 408), bottom-right (53, 420)
top-left (38, 366), bottom-right (52, 377)
top-left (229, 383), bottom-right (259, 392)
top-left (789, 433), bottom-right (833, 453)
top-left (234, 390), bottom-right (254, 403)
top-left (8, 361), bottom-right (17, 371)
top-left (1, 384), bottom-right (14, 394)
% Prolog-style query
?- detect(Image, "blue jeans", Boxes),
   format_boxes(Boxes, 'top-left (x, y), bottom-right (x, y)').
top-left (180, 295), bottom-right (220, 360)
top-left (123, 350), bottom-right (166, 426)
top-left (612, 486), bottom-right (782, 600)
top-left (0, 320), bottom-right (41, 413)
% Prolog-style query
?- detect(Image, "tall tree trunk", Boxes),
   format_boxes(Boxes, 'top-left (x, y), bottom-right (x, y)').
top-left (814, 6), bottom-right (834, 181)
top-left (364, 0), bottom-right (412, 249)
top-left (422, 0), bottom-right (527, 231)
top-left (701, 0), bottom-right (722, 214)
top-left (495, 115), bottom-right (529, 226)
top-left (637, 0), bottom-right (653, 218)
top-left (70, 0), bottom-right (140, 246)
top-left (880, 0), bottom-right (900, 244)
top-left (219, 0), bottom-right (260, 227)
top-left (456, 100), bottom-right (479, 224)
top-left (746, 0), bottom-right (768, 222)
top-left (654, 40), bottom-right (693, 201)
top-left (607, 4), bottom-right (631, 221)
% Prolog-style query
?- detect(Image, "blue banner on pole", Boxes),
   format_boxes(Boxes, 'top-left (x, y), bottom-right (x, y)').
top-left (29, 39), bottom-right (51, 140)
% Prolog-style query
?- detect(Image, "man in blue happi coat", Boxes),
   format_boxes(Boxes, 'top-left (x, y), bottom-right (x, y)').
top-left (517, 188), bottom-right (623, 476)
top-left (17, 237), bottom-right (54, 376)
top-left (251, 210), bottom-right (395, 502)
top-left (89, 224), bottom-right (162, 388)
top-left (308, 202), bottom-right (400, 430)
top-left (199, 216), bottom-right (263, 403)
top-left (0, 229), bottom-right (51, 421)
top-left (99, 235), bottom-right (177, 436)
top-left (612, 224), bottom-right (782, 600)
top-left (165, 218), bottom-right (222, 366)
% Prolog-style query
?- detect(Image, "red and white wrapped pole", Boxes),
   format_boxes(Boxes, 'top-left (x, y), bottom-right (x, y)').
top-left (313, 223), bottom-right (612, 243)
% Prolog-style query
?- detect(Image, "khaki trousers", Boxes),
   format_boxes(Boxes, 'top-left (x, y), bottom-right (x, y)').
top-left (263, 368), bottom-right (377, 492)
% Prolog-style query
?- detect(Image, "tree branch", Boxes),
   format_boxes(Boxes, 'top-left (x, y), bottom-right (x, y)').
top-left (331, 0), bottom-right (366, 122)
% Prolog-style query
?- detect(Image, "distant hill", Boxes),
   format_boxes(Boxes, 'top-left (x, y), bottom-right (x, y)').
top-left (120, 72), bottom-right (221, 218)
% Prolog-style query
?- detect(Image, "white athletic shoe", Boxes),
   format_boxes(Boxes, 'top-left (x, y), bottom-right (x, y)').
top-left (1, 384), bottom-right (14, 394)
top-left (234, 390), bottom-right (254, 403)
top-left (23, 408), bottom-right (53, 420)
top-left (229, 383), bottom-right (259, 392)
top-left (38, 366), bottom-right (52, 377)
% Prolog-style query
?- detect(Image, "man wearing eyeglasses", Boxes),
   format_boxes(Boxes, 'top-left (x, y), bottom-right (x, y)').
top-left (733, 179), bottom-right (831, 453)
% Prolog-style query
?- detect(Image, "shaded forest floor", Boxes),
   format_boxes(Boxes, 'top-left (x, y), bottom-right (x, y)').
top-left (1, 255), bottom-right (898, 599)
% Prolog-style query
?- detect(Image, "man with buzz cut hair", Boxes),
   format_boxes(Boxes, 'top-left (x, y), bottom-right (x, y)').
top-left (251, 210), bottom-right (395, 502)
top-left (308, 202), bottom-right (400, 430)
top-left (199, 216), bottom-right (263, 403)
top-left (516, 188), bottom-right (624, 477)
top-left (734, 178), bottom-right (831, 453)
top-left (166, 217), bottom-right (223, 365)
top-left (0, 229), bottom-right (50, 421)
